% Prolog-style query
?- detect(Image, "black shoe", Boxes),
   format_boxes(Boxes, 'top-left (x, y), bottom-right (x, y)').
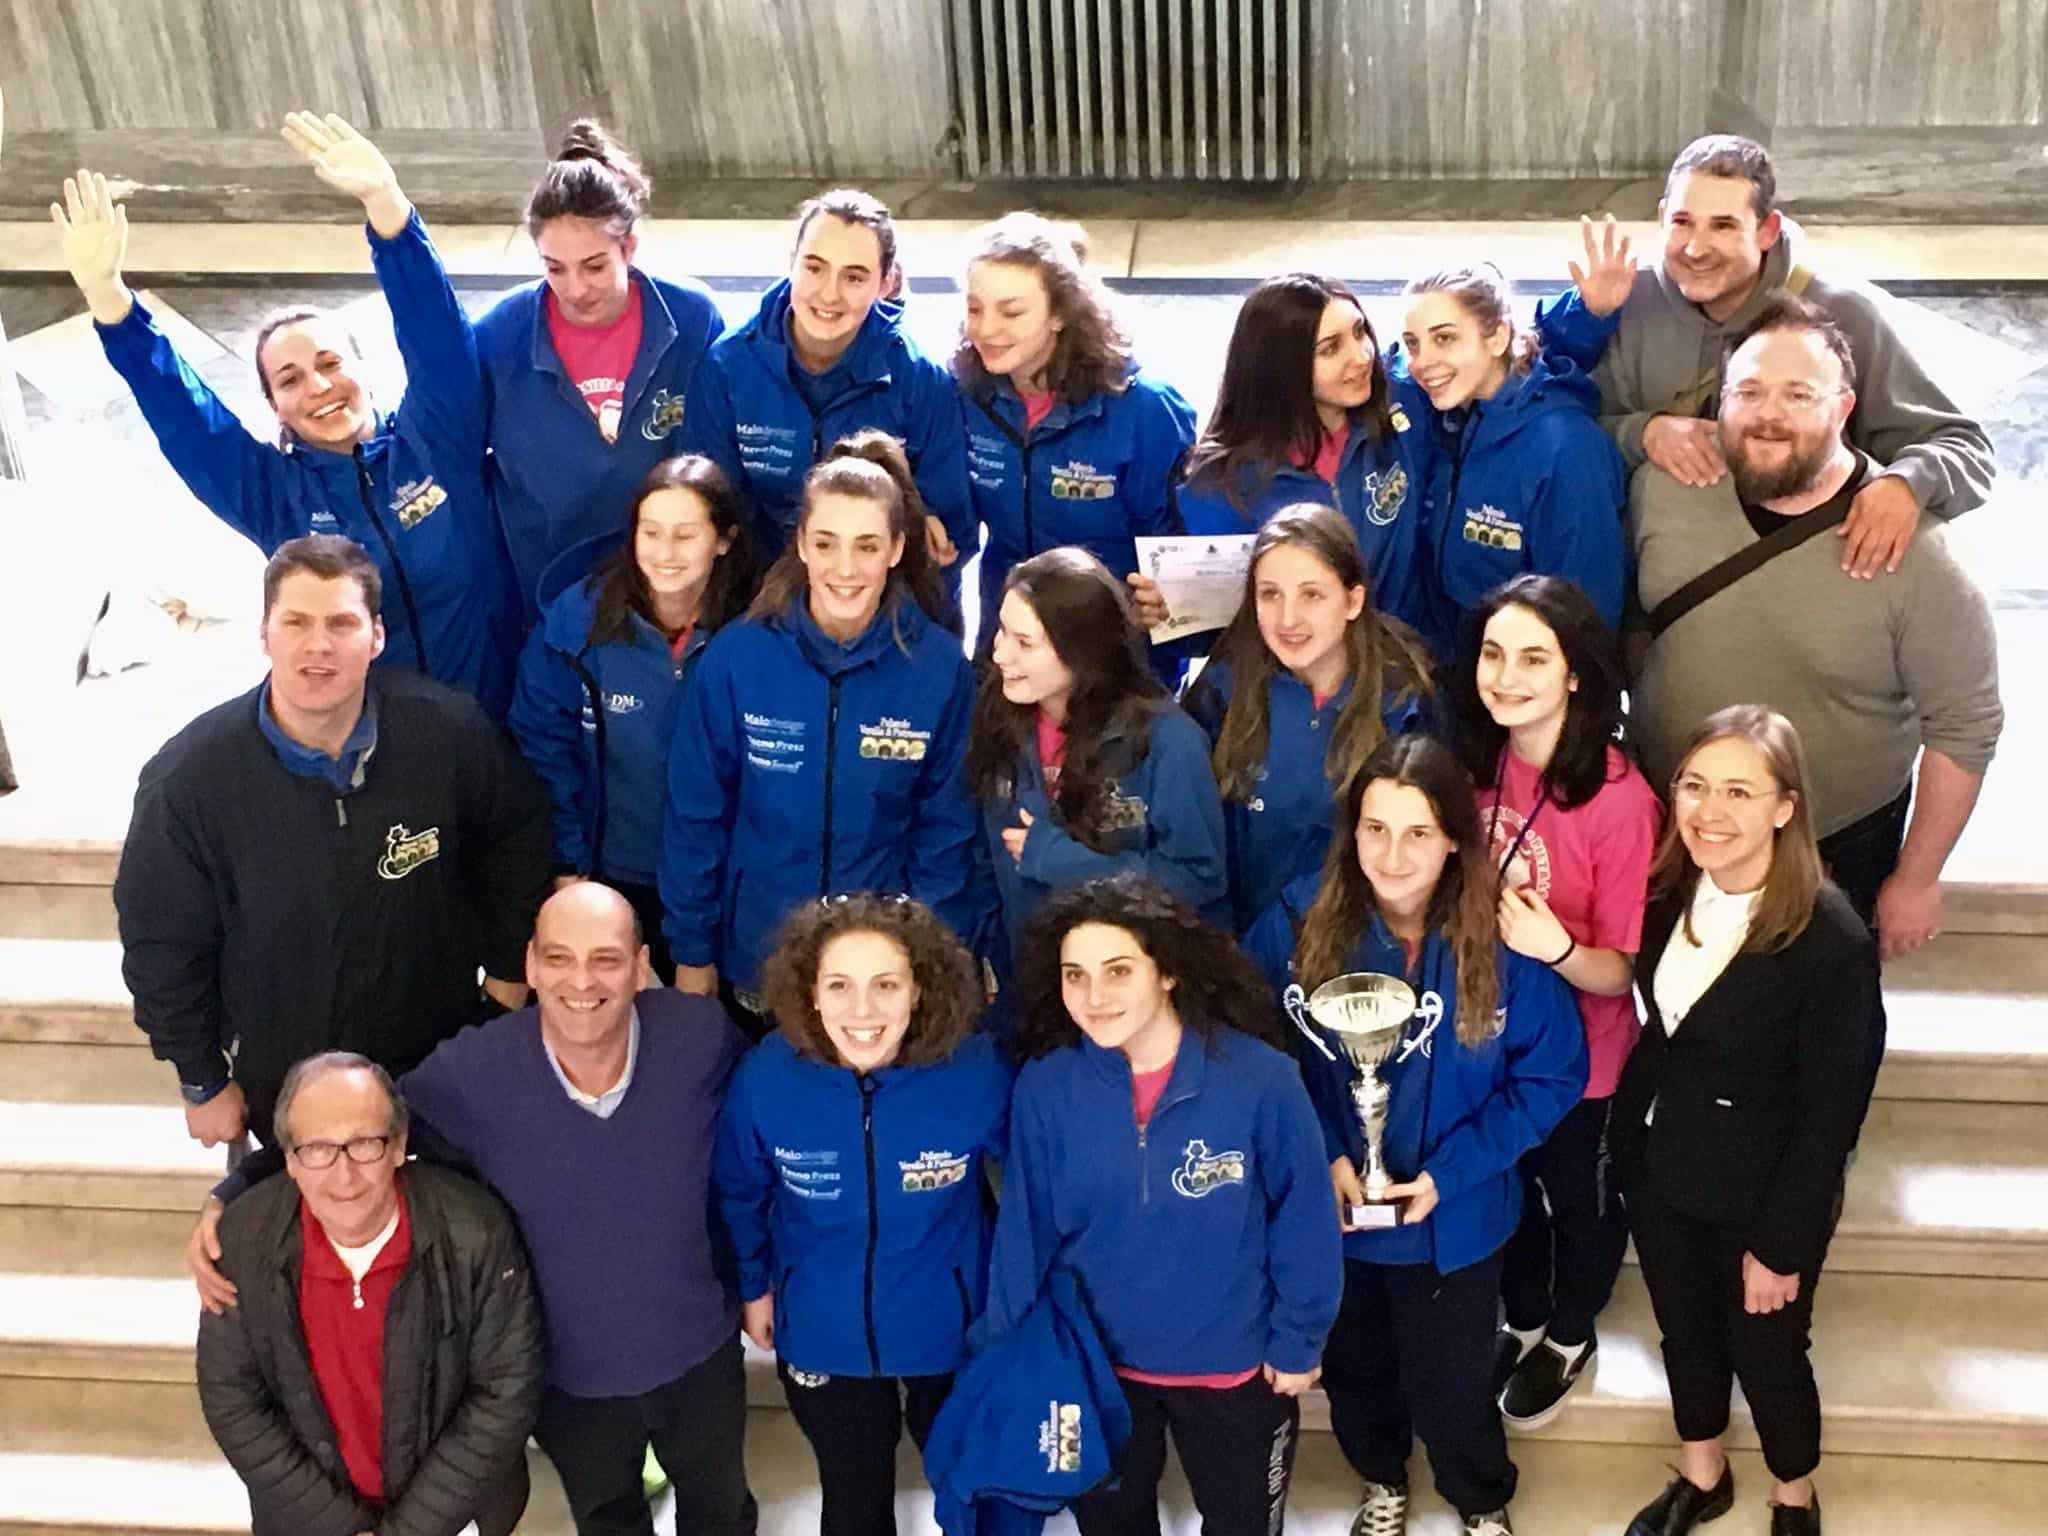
top-left (1624, 1465), bottom-right (1735, 1536)
top-left (1499, 1332), bottom-right (1596, 1430)
top-left (1769, 1494), bottom-right (1821, 1535)
top-left (1491, 1326), bottom-right (1537, 1396)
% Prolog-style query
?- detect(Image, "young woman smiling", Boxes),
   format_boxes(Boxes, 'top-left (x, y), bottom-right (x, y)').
top-left (1244, 735), bottom-right (1586, 1536)
top-left (1611, 707), bottom-right (1876, 1536)
top-left (985, 874), bottom-right (1341, 1536)
top-left (660, 433), bottom-right (984, 1033)
top-left (953, 212), bottom-right (1196, 653)
top-left (1183, 506), bottom-right (1434, 932)
top-left (715, 894), bottom-right (1011, 1536)
top-left (508, 455), bottom-right (759, 979)
top-left (1447, 576), bottom-right (1662, 1428)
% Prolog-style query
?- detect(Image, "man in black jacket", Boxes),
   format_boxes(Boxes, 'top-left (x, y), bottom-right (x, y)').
top-left (198, 1051), bottom-right (544, 1536)
top-left (114, 534), bottom-right (551, 1153)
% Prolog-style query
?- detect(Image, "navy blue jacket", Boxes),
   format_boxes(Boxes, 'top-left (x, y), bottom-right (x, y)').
top-left (474, 270), bottom-right (725, 624)
top-left (1183, 660), bottom-right (1429, 933)
top-left (961, 371), bottom-right (1195, 652)
top-left (1174, 404), bottom-right (1433, 639)
top-left (680, 281), bottom-right (975, 566)
top-left (713, 1031), bottom-right (1013, 1377)
top-left (980, 705), bottom-right (1229, 974)
top-left (507, 568), bottom-right (708, 885)
top-left (984, 1026), bottom-right (1342, 1376)
top-left (1246, 878), bottom-right (1588, 1273)
top-left (661, 597), bottom-right (985, 994)
top-left (94, 214), bottom-right (517, 716)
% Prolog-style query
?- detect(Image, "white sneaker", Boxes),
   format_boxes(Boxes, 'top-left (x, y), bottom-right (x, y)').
top-left (1350, 1481), bottom-right (1409, 1536)
top-left (1464, 1510), bottom-right (1514, 1536)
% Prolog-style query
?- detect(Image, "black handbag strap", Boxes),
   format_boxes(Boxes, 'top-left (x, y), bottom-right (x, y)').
top-left (1646, 498), bottom-right (1853, 640)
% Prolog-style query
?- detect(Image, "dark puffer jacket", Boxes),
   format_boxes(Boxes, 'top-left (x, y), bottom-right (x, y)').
top-left (197, 1162), bottom-right (545, 1536)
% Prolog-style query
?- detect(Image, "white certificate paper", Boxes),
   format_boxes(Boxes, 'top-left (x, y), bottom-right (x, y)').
top-left (1135, 533), bottom-right (1258, 643)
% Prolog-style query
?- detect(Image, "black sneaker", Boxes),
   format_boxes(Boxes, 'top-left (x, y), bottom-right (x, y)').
top-left (1499, 1332), bottom-right (1596, 1429)
top-left (1769, 1494), bottom-right (1821, 1535)
top-left (1624, 1465), bottom-right (1735, 1536)
top-left (1491, 1326), bottom-right (1538, 1396)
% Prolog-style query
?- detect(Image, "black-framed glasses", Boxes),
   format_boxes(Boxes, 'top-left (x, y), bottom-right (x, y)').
top-left (288, 1135), bottom-right (395, 1170)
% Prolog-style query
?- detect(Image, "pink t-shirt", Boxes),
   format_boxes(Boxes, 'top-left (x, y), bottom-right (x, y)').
top-left (1291, 425), bottom-right (1344, 484)
top-left (546, 283), bottom-right (644, 442)
top-left (1486, 745), bottom-right (1663, 1098)
top-left (1020, 388), bottom-right (1057, 431)
top-left (1035, 711), bottom-right (1067, 788)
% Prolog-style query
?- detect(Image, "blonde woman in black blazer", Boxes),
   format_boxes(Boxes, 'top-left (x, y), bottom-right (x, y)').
top-left (1612, 706), bottom-right (1878, 1536)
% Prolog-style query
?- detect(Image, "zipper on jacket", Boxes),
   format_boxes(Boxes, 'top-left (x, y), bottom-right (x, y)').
top-left (858, 1073), bottom-right (882, 1374)
top-left (569, 648), bottom-right (609, 877)
top-left (1439, 413), bottom-right (1476, 574)
top-left (335, 799), bottom-right (347, 828)
top-left (976, 396), bottom-right (1039, 556)
top-left (818, 676), bottom-right (843, 894)
top-left (353, 447), bottom-right (430, 679)
top-left (1135, 1084), bottom-right (1197, 1207)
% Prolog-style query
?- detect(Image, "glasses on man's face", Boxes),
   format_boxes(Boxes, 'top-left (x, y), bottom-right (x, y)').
top-left (288, 1135), bottom-right (394, 1170)
top-left (1671, 775), bottom-right (1783, 809)
top-left (1726, 382), bottom-right (1844, 414)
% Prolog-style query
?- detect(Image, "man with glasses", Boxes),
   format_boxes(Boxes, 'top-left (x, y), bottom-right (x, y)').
top-left (1631, 294), bottom-right (2003, 971)
top-left (196, 1051), bottom-right (543, 1536)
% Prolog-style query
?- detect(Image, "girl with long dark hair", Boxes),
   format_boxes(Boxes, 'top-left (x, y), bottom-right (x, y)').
top-left (509, 455), bottom-right (758, 978)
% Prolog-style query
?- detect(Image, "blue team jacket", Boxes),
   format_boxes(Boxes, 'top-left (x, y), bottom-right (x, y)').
top-left (962, 370), bottom-right (1195, 652)
top-left (661, 596), bottom-right (986, 993)
top-left (679, 281), bottom-right (975, 566)
top-left (1245, 878), bottom-right (1588, 1273)
top-left (474, 269), bottom-right (725, 624)
top-left (1182, 661), bottom-right (1428, 933)
top-left (980, 705), bottom-right (1229, 974)
top-left (1174, 405), bottom-right (1433, 639)
top-left (1397, 353), bottom-right (1627, 658)
top-left (713, 1031), bottom-right (1014, 1377)
top-left (94, 213), bottom-right (516, 716)
top-left (507, 566), bottom-right (707, 885)
top-left (982, 1025), bottom-right (1342, 1376)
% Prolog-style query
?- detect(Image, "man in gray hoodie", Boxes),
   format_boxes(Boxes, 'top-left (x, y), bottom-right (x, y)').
top-left (1574, 134), bottom-right (1994, 579)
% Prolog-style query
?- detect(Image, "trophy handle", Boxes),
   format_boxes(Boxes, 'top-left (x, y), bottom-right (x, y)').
top-left (1284, 983), bottom-right (1339, 1062)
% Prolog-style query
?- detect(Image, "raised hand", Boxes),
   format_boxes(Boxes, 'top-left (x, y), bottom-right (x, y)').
top-left (281, 112), bottom-right (410, 237)
top-left (1569, 213), bottom-right (1637, 318)
top-left (50, 168), bottom-right (133, 325)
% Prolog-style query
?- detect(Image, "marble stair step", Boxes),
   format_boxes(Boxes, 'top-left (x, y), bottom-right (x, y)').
top-left (0, 1104), bottom-right (220, 1276)
top-left (0, 881), bottom-right (117, 942)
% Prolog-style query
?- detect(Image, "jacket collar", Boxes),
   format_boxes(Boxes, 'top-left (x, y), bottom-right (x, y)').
top-left (777, 592), bottom-right (925, 674)
top-left (1077, 1020), bottom-right (1210, 1102)
top-left (748, 280), bottom-right (902, 389)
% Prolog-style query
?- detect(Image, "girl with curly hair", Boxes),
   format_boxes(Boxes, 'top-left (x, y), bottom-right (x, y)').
top-left (713, 893), bottom-right (1011, 1536)
top-left (953, 212), bottom-right (1196, 654)
top-left (1242, 734), bottom-right (1585, 1536)
top-left (984, 873), bottom-right (1340, 1536)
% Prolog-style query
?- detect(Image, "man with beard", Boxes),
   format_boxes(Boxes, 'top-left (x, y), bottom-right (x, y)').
top-left (1631, 295), bottom-right (2002, 973)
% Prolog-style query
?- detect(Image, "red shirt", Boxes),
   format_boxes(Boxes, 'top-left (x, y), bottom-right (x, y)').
top-left (1035, 711), bottom-right (1067, 789)
top-left (1020, 388), bottom-right (1057, 431)
top-left (1293, 425), bottom-right (1345, 485)
top-left (668, 621), bottom-right (696, 665)
top-left (546, 283), bottom-right (644, 443)
top-left (1130, 1059), bottom-right (1173, 1128)
top-left (298, 1189), bottom-right (413, 1502)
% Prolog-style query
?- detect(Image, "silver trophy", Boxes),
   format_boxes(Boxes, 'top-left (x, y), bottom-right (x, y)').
top-left (1285, 972), bottom-right (1417, 1228)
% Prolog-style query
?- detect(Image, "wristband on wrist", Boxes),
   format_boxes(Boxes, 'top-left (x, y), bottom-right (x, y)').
top-left (181, 1075), bottom-right (233, 1105)
top-left (1549, 935), bottom-right (1578, 968)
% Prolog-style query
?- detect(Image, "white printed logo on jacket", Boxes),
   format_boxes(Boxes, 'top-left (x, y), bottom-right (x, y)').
top-left (1171, 1138), bottom-right (1247, 1198)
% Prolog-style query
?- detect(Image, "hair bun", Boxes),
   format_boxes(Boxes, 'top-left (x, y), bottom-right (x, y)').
top-left (555, 118), bottom-right (614, 165)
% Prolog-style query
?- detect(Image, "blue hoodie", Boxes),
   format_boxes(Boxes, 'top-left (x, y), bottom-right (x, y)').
top-left (680, 281), bottom-right (975, 569)
top-left (1245, 876), bottom-right (1588, 1273)
top-left (1174, 405), bottom-right (1433, 639)
top-left (92, 213), bottom-right (517, 717)
top-left (507, 557), bottom-right (710, 885)
top-left (983, 1026), bottom-right (1342, 1377)
top-left (474, 270), bottom-right (725, 625)
top-left (980, 705), bottom-right (1229, 974)
top-left (1396, 352), bottom-right (1626, 658)
top-left (1182, 660), bottom-right (1429, 933)
top-left (661, 596), bottom-right (986, 994)
top-left (961, 371), bottom-right (1195, 652)
top-left (713, 1031), bottom-right (1013, 1377)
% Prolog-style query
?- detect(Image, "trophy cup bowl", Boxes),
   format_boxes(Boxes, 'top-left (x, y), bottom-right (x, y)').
top-left (1305, 972), bottom-right (1417, 1227)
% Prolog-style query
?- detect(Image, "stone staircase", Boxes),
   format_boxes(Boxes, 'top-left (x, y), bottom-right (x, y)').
top-left (3, 835), bottom-right (2046, 1533)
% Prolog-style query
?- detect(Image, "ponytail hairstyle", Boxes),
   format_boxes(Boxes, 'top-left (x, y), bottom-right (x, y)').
top-left (1403, 263), bottom-right (1538, 376)
top-left (952, 211), bottom-right (1134, 404)
top-left (1295, 736), bottom-right (1502, 1045)
top-left (793, 187), bottom-right (902, 296)
top-left (1206, 505), bottom-right (1433, 803)
top-left (1183, 273), bottom-right (1393, 511)
top-left (964, 548), bottom-right (1168, 851)
top-left (586, 455), bottom-right (760, 649)
top-left (1451, 574), bottom-right (1629, 811)
top-left (525, 119), bottom-right (650, 242)
top-left (746, 430), bottom-right (950, 644)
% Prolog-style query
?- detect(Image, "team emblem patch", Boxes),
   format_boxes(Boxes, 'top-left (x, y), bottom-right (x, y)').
top-left (1049, 460), bottom-right (1117, 499)
top-left (392, 478), bottom-right (446, 530)
top-left (1461, 503), bottom-right (1525, 551)
top-left (899, 1150), bottom-right (969, 1192)
top-left (1364, 465), bottom-right (1408, 526)
top-left (1038, 1400), bottom-right (1085, 1473)
top-left (858, 716), bottom-right (930, 761)
top-left (1171, 1138), bottom-right (1246, 1198)
top-left (641, 388), bottom-right (686, 441)
top-left (377, 823), bottom-right (442, 881)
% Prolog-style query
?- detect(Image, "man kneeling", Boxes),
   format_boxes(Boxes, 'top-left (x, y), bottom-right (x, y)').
top-left (197, 1052), bottom-right (544, 1536)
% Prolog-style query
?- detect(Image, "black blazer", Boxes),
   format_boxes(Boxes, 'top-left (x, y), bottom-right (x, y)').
top-left (1612, 880), bottom-right (1879, 1276)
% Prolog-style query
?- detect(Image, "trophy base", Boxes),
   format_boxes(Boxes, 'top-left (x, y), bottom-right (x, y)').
top-left (1348, 1202), bottom-right (1400, 1229)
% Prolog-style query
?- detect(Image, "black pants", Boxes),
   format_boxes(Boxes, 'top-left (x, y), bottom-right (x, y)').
top-left (778, 1362), bottom-right (952, 1536)
top-left (1074, 1375), bottom-right (1300, 1536)
top-left (610, 878), bottom-right (676, 984)
top-left (1500, 1095), bottom-right (1629, 1346)
top-left (1627, 1178), bottom-right (1826, 1484)
top-left (533, 1336), bottom-right (758, 1536)
top-left (1321, 1253), bottom-right (1515, 1518)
